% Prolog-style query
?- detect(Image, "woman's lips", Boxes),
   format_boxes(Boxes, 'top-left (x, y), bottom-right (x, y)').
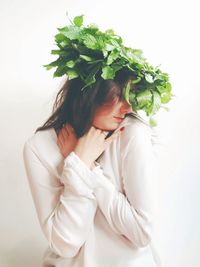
top-left (114, 116), bottom-right (124, 122)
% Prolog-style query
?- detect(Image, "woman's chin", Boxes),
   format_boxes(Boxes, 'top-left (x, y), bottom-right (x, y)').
top-left (92, 121), bottom-right (121, 131)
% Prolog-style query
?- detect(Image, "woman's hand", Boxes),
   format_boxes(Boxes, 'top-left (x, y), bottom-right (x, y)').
top-left (57, 124), bottom-right (78, 158)
top-left (74, 126), bottom-right (124, 169)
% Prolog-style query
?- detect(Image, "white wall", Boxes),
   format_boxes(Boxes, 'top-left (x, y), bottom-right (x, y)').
top-left (0, 0), bottom-right (199, 266)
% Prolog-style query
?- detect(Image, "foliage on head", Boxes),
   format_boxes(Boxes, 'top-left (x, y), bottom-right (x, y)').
top-left (44, 14), bottom-right (174, 127)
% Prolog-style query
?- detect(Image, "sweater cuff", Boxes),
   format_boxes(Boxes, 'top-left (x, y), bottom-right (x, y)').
top-left (64, 151), bottom-right (100, 177)
top-left (61, 152), bottom-right (95, 199)
top-left (64, 151), bottom-right (115, 194)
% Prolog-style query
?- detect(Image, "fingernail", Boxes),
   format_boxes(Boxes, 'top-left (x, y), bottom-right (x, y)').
top-left (120, 127), bottom-right (125, 131)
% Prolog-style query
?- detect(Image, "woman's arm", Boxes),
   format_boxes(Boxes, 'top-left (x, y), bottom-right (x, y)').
top-left (72, 125), bottom-right (159, 248)
top-left (23, 140), bottom-right (98, 258)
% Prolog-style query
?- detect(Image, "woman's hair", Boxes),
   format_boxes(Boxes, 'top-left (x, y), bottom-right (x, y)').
top-left (35, 68), bottom-right (137, 137)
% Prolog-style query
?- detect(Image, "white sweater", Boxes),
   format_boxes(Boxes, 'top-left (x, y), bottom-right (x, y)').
top-left (23, 114), bottom-right (162, 267)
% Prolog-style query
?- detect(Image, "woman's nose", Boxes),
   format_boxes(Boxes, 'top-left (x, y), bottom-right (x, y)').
top-left (120, 101), bottom-right (132, 114)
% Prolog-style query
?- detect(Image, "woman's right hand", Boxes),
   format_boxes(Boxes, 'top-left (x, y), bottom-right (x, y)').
top-left (74, 126), bottom-right (124, 169)
top-left (57, 123), bottom-right (78, 158)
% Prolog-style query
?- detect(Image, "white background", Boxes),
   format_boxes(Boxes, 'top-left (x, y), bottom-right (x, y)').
top-left (0, 0), bottom-right (199, 266)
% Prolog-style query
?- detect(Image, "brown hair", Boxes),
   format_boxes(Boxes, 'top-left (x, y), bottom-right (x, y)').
top-left (35, 69), bottom-right (136, 137)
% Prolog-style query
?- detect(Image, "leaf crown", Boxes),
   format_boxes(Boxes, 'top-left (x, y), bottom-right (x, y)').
top-left (44, 14), bottom-right (174, 127)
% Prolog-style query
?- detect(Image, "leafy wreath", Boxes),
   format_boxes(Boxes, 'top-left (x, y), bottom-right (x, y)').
top-left (44, 14), bottom-right (174, 127)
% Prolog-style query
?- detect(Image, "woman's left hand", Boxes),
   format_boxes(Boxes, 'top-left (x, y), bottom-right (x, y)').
top-left (57, 124), bottom-right (78, 158)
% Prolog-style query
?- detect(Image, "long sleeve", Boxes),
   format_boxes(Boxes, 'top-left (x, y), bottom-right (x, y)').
top-left (73, 125), bottom-right (159, 248)
top-left (22, 140), bottom-right (98, 258)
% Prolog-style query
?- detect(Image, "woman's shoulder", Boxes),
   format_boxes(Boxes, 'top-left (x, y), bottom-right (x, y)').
top-left (124, 112), bottom-right (150, 127)
top-left (119, 112), bottom-right (162, 159)
top-left (23, 128), bottom-right (63, 179)
top-left (120, 112), bottom-right (152, 140)
top-left (23, 127), bottom-right (58, 159)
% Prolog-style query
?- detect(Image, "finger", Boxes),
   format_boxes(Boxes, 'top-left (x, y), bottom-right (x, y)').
top-left (65, 124), bottom-right (73, 134)
top-left (57, 133), bottom-right (63, 147)
top-left (60, 128), bottom-right (67, 141)
top-left (69, 124), bottom-right (75, 133)
top-left (66, 124), bottom-right (77, 138)
top-left (58, 128), bottom-right (66, 145)
top-left (63, 126), bottom-right (70, 138)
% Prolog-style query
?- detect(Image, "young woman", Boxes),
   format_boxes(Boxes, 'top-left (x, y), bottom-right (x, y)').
top-left (23, 69), bottom-right (161, 267)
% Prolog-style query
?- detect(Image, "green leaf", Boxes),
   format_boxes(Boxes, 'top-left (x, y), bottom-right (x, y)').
top-left (83, 34), bottom-right (98, 49)
top-left (104, 43), bottom-right (115, 52)
top-left (59, 25), bottom-right (81, 40)
top-left (60, 41), bottom-right (68, 48)
top-left (111, 64), bottom-right (124, 73)
top-left (66, 60), bottom-right (76, 68)
top-left (101, 65), bottom-right (115, 79)
top-left (79, 54), bottom-right (93, 61)
top-left (123, 80), bottom-right (132, 104)
top-left (132, 76), bottom-right (141, 84)
top-left (43, 58), bottom-right (64, 70)
top-left (55, 33), bottom-right (69, 44)
top-left (53, 65), bottom-right (67, 77)
top-left (87, 59), bottom-right (104, 65)
top-left (157, 82), bottom-right (171, 93)
top-left (114, 35), bottom-right (123, 45)
top-left (66, 69), bottom-right (79, 79)
top-left (81, 63), bottom-right (102, 90)
top-left (147, 91), bottom-right (161, 115)
top-left (136, 89), bottom-right (152, 108)
top-left (88, 23), bottom-right (99, 31)
top-left (109, 39), bottom-right (121, 49)
top-left (105, 28), bottom-right (115, 35)
top-left (51, 50), bottom-right (60, 55)
top-left (43, 63), bottom-right (54, 70)
top-left (129, 92), bottom-right (136, 103)
top-left (165, 82), bottom-right (172, 91)
top-left (145, 73), bottom-right (154, 83)
top-left (149, 117), bottom-right (157, 127)
top-left (102, 49), bottom-right (108, 57)
top-left (123, 48), bottom-right (146, 64)
top-left (107, 49), bottom-right (119, 65)
top-left (160, 91), bottom-right (172, 103)
top-left (73, 15), bottom-right (84, 27)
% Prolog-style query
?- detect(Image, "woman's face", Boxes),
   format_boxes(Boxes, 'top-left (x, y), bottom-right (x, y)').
top-left (92, 97), bottom-right (133, 131)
